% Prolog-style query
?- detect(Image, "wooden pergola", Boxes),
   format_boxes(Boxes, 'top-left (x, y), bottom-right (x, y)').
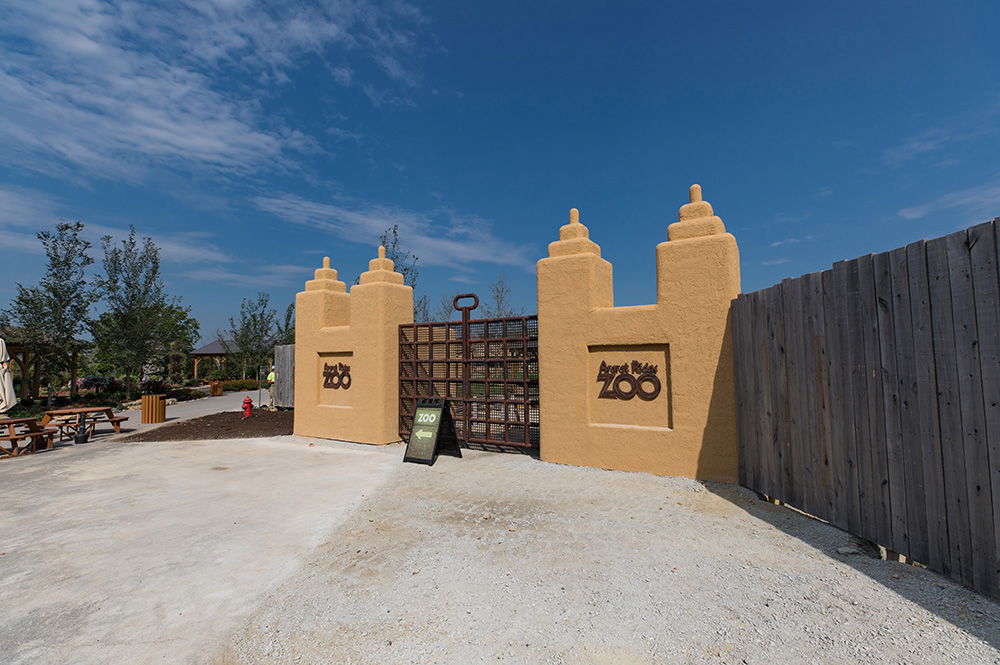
top-left (2, 330), bottom-right (81, 399)
top-left (191, 340), bottom-right (232, 380)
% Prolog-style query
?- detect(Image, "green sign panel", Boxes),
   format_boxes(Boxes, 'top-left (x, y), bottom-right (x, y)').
top-left (403, 398), bottom-right (461, 465)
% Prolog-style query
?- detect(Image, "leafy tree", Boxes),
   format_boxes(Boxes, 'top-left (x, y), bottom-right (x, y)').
top-left (91, 227), bottom-right (195, 396)
top-left (220, 292), bottom-right (277, 379)
top-left (275, 302), bottom-right (295, 345)
top-left (2, 222), bottom-right (96, 404)
top-left (155, 303), bottom-right (200, 384)
top-left (483, 275), bottom-right (524, 318)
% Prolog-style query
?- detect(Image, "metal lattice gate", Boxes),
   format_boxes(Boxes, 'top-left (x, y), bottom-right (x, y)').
top-left (399, 294), bottom-right (540, 449)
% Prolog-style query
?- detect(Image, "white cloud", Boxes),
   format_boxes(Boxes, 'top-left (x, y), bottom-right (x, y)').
top-left (181, 264), bottom-right (306, 287)
top-left (0, 184), bottom-right (232, 265)
top-left (253, 193), bottom-right (536, 272)
top-left (0, 0), bottom-right (425, 181)
top-left (0, 229), bottom-right (44, 253)
top-left (898, 180), bottom-right (1000, 222)
top-left (770, 235), bottom-right (815, 247)
top-left (883, 128), bottom-right (953, 168)
top-left (762, 258), bottom-right (790, 266)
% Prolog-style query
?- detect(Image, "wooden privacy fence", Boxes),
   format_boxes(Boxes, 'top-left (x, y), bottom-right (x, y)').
top-left (273, 344), bottom-right (294, 409)
top-left (733, 219), bottom-right (1000, 600)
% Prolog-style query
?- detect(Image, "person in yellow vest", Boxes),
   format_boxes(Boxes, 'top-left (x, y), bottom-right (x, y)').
top-left (267, 365), bottom-right (276, 409)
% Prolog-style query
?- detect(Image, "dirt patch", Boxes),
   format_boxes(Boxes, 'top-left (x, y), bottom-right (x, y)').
top-left (119, 410), bottom-right (293, 442)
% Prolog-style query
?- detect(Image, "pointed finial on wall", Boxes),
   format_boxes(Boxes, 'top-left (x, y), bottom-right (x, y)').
top-left (360, 243), bottom-right (404, 285)
top-left (671, 183), bottom-right (725, 240)
top-left (306, 255), bottom-right (346, 292)
top-left (569, 208), bottom-right (580, 225)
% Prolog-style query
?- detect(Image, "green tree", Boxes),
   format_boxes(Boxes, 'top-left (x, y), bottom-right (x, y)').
top-left (155, 303), bottom-right (200, 384)
top-left (91, 227), bottom-right (195, 396)
top-left (275, 302), bottom-right (295, 345)
top-left (2, 222), bottom-right (96, 404)
top-left (220, 292), bottom-right (277, 380)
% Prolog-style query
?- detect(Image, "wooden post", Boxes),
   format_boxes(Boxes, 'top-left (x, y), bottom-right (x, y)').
top-left (70, 351), bottom-right (79, 398)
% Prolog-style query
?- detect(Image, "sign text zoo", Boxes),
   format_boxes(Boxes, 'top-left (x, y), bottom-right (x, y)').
top-left (323, 362), bottom-right (352, 389)
top-left (596, 360), bottom-right (661, 401)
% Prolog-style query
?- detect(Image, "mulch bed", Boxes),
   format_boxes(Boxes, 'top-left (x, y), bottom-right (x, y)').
top-left (118, 409), bottom-right (294, 442)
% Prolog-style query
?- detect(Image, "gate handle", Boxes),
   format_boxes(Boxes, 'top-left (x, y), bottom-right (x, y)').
top-left (453, 293), bottom-right (479, 313)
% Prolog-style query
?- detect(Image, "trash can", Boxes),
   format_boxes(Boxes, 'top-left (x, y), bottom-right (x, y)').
top-left (141, 394), bottom-right (166, 424)
top-left (210, 380), bottom-right (223, 397)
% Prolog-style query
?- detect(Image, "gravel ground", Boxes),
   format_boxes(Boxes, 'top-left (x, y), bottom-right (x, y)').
top-left (220, 448), bottom-right (1000, 665)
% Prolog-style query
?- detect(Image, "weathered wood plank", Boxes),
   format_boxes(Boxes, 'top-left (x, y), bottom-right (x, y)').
top-left (273, 344), bottom-right (295, 409)
top-left (890, 245), bottom-right (928, 565)
top-left (782, 277), bottom-right (806, 510)
top-left (874, 250), bottom-right (909, 555)
top-left (985, 220), bottom-right (1000, 595)
top-left (763, 285), bottom-right (786, 499)
top-left (928, 234), bottom-right (974, 587)
top-left (808, 271), bottom-right (836, 523)
top-left (733, 295), bottom-right (752, 488)
top-left (906, 240), bottom-right (950, 575)
top-left (830, 261), bottom-right (860, 533)
top-left (859, 253), bottom-right (894, 548)
top-left (798, 273), bottom-right (823, 518)
top-left (752, 289), bottom-right (775, 497)
top-left (846, 257), bottom-right (877, 543)
top-left (774, 284), bottom-right (796, 505)
top-left (823, 268), bottom-right (846, 528)
top-left (746, 293), bottom-right (763, 492)
top-left (947, 227), bottom-right (997, 594)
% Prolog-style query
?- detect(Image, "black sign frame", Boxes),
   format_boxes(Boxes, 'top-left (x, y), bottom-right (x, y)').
top-left (403, 397), bottom-right (462, 465)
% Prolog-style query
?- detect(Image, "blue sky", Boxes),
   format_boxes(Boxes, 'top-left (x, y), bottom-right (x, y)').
top-left (2, 1), bottom-right (999, 343)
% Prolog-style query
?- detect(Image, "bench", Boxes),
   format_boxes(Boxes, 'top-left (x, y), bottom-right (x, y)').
top-left (50, 415), bottom-right (130, 441)
top-left (0, 427), bottom-right (57, 457)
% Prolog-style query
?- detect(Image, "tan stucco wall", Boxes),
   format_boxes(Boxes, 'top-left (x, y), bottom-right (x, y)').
top-left (536, 185), bottom-right (741, 481)
top-left (293, 248), bottom-right (413, 444)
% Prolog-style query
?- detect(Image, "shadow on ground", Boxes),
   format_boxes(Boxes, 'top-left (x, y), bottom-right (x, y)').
top-left (704, 481), bottom-right (1000, 651)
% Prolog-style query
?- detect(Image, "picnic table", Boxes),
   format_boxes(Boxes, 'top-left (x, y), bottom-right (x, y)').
top-left (40, 407), bottom-right (129, 442)
top-left (0, 417), bottom-right (57, 458)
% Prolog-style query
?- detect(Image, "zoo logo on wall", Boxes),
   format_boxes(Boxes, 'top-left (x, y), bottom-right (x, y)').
top-left (323, 362), bottom-right (352, 389)
top-left (596, 360), bottom-right (661, 401)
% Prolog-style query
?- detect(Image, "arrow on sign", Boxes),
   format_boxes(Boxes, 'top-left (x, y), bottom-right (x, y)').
top-left (415, 429), bottom-right (432, 440)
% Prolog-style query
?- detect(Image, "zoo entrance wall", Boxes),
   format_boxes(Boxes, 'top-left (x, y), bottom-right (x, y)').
top-left (294, 185), bottom-right (741, 481)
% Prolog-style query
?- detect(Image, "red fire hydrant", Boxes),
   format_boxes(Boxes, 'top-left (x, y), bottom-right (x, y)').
top-left (242, 396), bottom-right (253, 419)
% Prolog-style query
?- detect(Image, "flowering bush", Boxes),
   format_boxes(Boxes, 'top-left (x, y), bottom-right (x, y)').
top-left (139, 378), bottom-right (169, 395)
top-left (81, 376), bottom-right (123, 393)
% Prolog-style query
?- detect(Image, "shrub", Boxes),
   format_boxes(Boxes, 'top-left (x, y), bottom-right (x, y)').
top-left (166, 387), bottom-right (204, 402)
top-left (139, 378), bottom-right (169, 395)
top-left (207, 369), bottom-right (227, 381)
top-left (219, 379), bottom-right (261, 392)
top-left (79, 392), bottom-right (124, 407)
top-left (81, 376), bottom-right (123, 394)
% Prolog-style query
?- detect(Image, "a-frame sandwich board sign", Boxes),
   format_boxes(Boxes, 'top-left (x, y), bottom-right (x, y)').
top-left (403, 397), bottom-right (462, 465)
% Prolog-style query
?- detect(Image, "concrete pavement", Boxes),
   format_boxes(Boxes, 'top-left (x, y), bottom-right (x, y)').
top-left (0, 435), bottom-right (398, 665)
